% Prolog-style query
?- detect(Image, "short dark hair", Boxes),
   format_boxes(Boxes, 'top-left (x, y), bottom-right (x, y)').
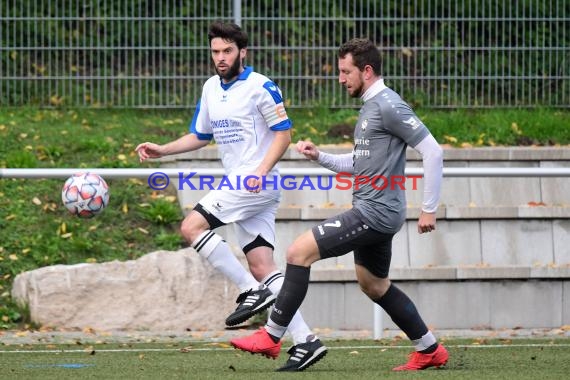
top-left (338, 38), bottom-right (382, 75)
top-left (208, 21), bottom-right (248, 50)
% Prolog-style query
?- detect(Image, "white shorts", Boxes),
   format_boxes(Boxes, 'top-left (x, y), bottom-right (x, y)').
top-left (198, 187), bottom-right (280, 249)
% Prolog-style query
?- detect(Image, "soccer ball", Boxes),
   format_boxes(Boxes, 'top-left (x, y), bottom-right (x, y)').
top-left (61, 172), bottom-right (109, 218)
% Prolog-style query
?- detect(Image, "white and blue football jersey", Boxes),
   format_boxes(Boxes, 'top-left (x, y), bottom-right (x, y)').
top-left (190, 66), bottom-right (291, 176)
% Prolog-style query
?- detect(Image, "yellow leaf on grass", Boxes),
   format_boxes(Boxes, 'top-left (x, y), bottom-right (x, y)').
top-left (32, 197), bottom-right (42, 205)
top-left (511, 122), bottom-right (522, 135)
top-left (50, 95), bottom-right (63, 106)
top-left (138, 228), bottom-right (149, 235)
top-left (122, 203), bottom-right (129, 213)
top-left (9, 254), bottom-right (18, 261)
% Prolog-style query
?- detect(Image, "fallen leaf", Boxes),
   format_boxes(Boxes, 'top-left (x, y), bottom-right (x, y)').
top-left (401, 47), bottom-right (413, 57)
top-left (527, 201), bottom-right (546, 207)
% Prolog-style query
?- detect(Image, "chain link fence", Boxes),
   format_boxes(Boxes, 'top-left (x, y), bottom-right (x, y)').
top-left (1, 0), bottom-right (568, 109)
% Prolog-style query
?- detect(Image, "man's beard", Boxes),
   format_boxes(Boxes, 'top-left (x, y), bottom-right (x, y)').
top-left (349, 82), bottom-right (364, 98)
top-left (216, 57), bottom-right (242, 82)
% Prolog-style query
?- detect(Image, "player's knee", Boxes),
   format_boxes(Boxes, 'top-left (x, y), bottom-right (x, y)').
top-left (243, 237), bottom-right (277, 280)
top-left (359, 277), bottom-right (390, 300)
top-left (180, 215), bottom-right (205, 243)
top-left (285, 243), bottom-right (310, 266)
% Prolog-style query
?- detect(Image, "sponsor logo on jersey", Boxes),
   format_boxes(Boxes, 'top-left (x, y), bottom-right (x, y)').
top-left (361, 119), bottom-right (368, 131)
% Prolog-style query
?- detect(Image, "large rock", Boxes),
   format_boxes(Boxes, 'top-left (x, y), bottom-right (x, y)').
top-left (11, 249), bottom-right (240, 331)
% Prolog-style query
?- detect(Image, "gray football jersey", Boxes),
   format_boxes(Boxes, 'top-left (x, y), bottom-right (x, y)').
top-left (352, 87), bottom-right (429, 233)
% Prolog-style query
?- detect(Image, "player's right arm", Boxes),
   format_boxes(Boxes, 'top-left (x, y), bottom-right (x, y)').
top-left (136, 94), bottom-right (213, 162)
top-left (135, 133), bottom-right (209, 162)
top-left (296, 140), bottom-right (353, 173)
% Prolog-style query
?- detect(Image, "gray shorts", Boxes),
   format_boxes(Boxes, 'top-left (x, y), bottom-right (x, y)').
top-left (311, 208), bottom-right (394, 278)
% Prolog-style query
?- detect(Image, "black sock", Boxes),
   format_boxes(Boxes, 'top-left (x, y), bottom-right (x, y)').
top-left (269, 263), bottom-right (310, 330)
top-left (374, 284), bottom-right (428, 340)
top-left (420, 343), bottom-right (439, 354)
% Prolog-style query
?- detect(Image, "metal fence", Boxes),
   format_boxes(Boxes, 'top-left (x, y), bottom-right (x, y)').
top-left (1, 0), bottom-right (568, 109)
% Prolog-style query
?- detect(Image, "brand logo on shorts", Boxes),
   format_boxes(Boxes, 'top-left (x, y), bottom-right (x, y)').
top-left (317, 220), bottom-right (342, 235)
top-left (212, 201), bottom-right (223, 211)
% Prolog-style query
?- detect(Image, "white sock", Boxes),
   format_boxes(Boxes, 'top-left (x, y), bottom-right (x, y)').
top-left (412, 330), bottom-right (437, 351)
top-left (265, 317), bottom-right (288, 340)
top-left (192, 230), bottom-right (258, 292)
top-left (262, 270), bottom-right (313, 345)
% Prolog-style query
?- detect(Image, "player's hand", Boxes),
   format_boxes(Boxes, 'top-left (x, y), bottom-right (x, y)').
top-left (135, 142), bottom-right (164, 162)
top-left (417, 210), bottom-right (436, 234)
top-left (245, 170), bottom-right (264, 193)
top-left (296, 140), bottom-right (320, 160)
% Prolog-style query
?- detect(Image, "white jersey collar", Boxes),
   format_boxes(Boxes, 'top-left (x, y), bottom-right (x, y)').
top-left (361, 78), bottom-right (387, 102)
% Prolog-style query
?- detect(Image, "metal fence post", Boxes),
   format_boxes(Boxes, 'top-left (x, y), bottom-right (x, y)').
top-left (233, 0), bottom-right (242, 26)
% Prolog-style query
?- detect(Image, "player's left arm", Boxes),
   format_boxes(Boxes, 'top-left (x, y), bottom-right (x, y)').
top-left (247, 80), bottom-right (292, 192)
top-left (255, 129), bottom-right (291, 177)
top-left (412, 134), bottom-right (443, 234)
top-left (383, 101), bottom-right (443, 234)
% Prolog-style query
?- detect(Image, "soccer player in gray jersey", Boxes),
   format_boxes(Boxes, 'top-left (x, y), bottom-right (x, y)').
top-left (231, 38), bottom-right (448, 371)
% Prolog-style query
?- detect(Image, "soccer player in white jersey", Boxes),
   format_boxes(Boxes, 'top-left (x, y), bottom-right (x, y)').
top-left (135, 21), bottom-right (326, 371)
top-left (231, 38), bottom-right (449, 371)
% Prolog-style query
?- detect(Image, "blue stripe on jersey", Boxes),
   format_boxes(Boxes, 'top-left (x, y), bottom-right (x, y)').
top-left (189, 98), bottom-right (213, 140)
top-left (220, 66), bottom-right (253, 91)
top-left (270, 119), bottom-right (292, 131)
top-left (262, 81), bottom-right (283, 104)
